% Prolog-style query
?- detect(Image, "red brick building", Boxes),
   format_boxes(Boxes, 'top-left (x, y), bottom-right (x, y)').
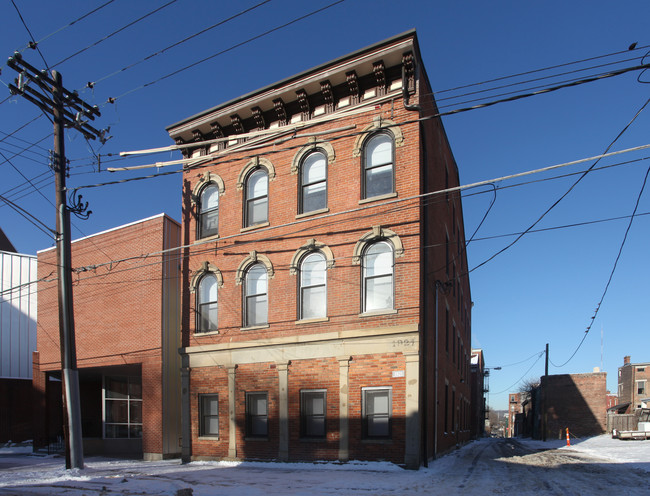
top-left (541, 372), bottom-right (607, 439)
top-left (470, 349), bottom-right (486, 439)
top-left (167, 30), bottom-right (471, 468)
top-left (33, 214), bottom-right (181, 459)
top-left (618, 356), bottom-right (650, 411)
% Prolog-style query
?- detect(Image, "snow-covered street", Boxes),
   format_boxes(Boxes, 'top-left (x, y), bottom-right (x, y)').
top-left (1, 436), bottom-right (648, 495)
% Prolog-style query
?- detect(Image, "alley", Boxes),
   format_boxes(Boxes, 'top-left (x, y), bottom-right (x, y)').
top-left (0, 437), bottom-right (648, 495)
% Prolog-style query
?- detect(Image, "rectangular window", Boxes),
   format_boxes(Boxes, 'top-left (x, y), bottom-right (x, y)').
top-left (246, 392), bottom-right (268, 438)
top-left (362, 387), bottom-right (391, 439)
top-left (104, 376), bottom-right (142, 439)
top-left (637, 381), bottom-right (646, 395)
top-left (301, 390), bottom-right (326, 438)
top-left (199, 394), bottom-right (219, 437)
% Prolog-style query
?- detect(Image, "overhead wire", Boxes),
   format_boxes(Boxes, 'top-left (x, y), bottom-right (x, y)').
top-left (88, 0), bottom-right (274, 89)
top-left (9, 0), bottom-right (50, 69)
top-left (106, 0), bottom-right (348, 103)
top-left (50, 1), bottom-right (179, 69)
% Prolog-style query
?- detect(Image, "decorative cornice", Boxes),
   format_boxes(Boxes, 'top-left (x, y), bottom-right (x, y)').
top-left (273, 98), bottom-right (287, 125)
top-left (210, 122), bottom-right (224, 139)
top-left (230, 114), bottom-right (244, 134)
top-left (296, 89), bottom-right (309, 116)
top-left (320, 80), bottom-right (334, 111)
top-left (192, 130), bottom-right (204, 142)
top-left (346, 70), bottom-right (359, 102)
top-left (373, 60), bottom-right (386, 94)
top-left (402, 52), bottom-right (415, 91)
top-left (251, 106), bottom-right (265, 130)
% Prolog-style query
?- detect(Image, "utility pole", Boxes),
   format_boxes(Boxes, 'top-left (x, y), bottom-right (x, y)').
top-left (8, 52), bottom-right (105, 470)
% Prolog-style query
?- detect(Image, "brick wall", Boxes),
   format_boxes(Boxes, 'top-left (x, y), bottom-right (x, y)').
top-left (543, 373), bottom-right (607, 438)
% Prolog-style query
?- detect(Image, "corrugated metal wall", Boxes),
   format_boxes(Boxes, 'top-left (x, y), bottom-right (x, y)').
top-left (0, 251), bottom-right (37, 378)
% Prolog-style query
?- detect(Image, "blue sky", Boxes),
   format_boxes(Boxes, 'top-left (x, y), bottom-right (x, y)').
top-left (1, 0), bottom-right (649, 410)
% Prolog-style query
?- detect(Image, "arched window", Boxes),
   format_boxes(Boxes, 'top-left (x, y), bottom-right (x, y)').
top-left (197, 273), bottom-right (219, 332)
top-left (244, 263), bottom-right (268, 326)
top-left (362, 241), bottom-right (394, 312)
top-left (299, 252), bottom-right (327, 320)
top-left (199, 183), bottom-right (219, 238)
top-left (245, 169), bottom-right (268, 227)
top-left (300, 150), bottom-right (327, 213)
top-left (363, 133), bottom-right (394, 199)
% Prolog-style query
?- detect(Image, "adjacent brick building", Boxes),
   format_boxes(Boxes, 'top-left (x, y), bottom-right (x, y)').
top-left (166, 30), bottom-right (472, 468)
top-left (618, 355), bottom-right (650, 411)
top-left (470, 349), bottom-right (486, 438)
top-left (33, 214), bottom-right (181, 459)
top-left (541, 372), bottom-right (607, 439)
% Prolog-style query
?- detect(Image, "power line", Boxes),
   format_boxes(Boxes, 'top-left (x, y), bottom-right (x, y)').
top-left (51, 0), bottom-right (179, 69)
top-left (469, 97), bottom-right (650, 274)
top-left (88, 0), bottom-right (274, 89)
top-left (491, 351), bottom-right (545, 395)
top-left (9, 0), bottom-right (50, 69)
top-left (106, 0), bottom-right (347, 103)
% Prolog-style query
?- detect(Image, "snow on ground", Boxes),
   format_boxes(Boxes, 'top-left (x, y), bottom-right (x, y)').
top-left (0, 436), bottom-right (648, 495)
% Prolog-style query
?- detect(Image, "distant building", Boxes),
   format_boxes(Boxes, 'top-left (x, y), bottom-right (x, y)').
top-left (166, 30), bottom-right (472, 468)
top-left (507, 393), bottom-right (521, 437)
top-left (33, 214), bottom-right (181, 459)
top-left (0, 241), bottom-right (37, 442)
top-left (470, 349), bottom-right (486, 438)
top-left (605, 390), bottom-right (618, 411)
top-left (618, 355), bottom-right (650, 411)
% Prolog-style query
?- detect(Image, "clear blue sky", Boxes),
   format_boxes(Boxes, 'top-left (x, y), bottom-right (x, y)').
top-left (2, 0), bottom-right (649, 410)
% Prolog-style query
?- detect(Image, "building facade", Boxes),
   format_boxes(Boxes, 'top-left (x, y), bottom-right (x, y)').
top-left (33, 214), bottom-right (181, 459)
top-left (507, 393), bottom-right (521, 437)
top-left (167, 31), bottom-right (471, 468)
top-left (1, 244), bottom-right (37, 442)
top-left (618, 355), bottom-right (650, 411)
top-left (470, 349), bottom-right (486, 438)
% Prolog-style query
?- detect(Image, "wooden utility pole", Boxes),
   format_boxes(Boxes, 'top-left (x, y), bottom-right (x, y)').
top-left (8, 53), bottom-right (105, 469)
top-left (542, 343), bottom-right (549, 442)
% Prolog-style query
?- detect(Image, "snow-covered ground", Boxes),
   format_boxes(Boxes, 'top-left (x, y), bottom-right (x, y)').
top-left (0, 435), bottom-right (648, 495)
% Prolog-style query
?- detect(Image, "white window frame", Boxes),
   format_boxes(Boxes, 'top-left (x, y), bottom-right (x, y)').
top-left (197, 273), bottom-right (219, 332)
top-left (362, 132), bottom-right (394, 199)
top-left (244, 168), bottom-right (268, 227)
top-left (299, 251), bottom-right (327, 320)
top-left (244, 263), bottom-right (268, 327)
top-left (362, 240), bottom-right (394, 313)
top-left (198, 183), bottom-right (219, 238)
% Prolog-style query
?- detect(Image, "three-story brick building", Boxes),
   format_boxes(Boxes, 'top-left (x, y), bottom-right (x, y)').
top-left (167, 30), bottom-right (471, 468)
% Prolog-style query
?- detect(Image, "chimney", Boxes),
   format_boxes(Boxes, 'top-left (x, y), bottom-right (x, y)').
top-left (624, 355), bottom-right (631, 365)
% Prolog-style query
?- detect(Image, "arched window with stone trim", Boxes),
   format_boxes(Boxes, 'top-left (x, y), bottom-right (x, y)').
top-left (299, 150), bottom-right (327, 214)
top-left (362, 131), bottom-right (395, 199)
top-left (362, 240), bottom-right (394, 313)
top-left (299, 251), bottom-right (327, 320)
top-left (198, 183), bottom-right (219, 238)
top-left (197, 273), bottom-right (219, 332)
top-left (245, 168), bottom-right (268, 227)
top-left (244, 263), bottom-right (268, 327)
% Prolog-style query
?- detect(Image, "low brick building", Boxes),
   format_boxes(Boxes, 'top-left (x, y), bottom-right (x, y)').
top-left (541, 372), bottom-right (606, 439)
top-left (166, 30), bottom-right (472, 468)
top-left (33, 214), bottom-right (181, 459)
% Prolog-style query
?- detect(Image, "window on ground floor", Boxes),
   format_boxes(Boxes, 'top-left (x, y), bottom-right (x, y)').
top-left (199, 394), bottom-right (219, 437)
top-left (362, 387), bottom-right (391, 439)
top-left (246, 391), bottom-right (268, 438)
top-left (301, 389), bottom-right (326, 438)
top-left (104, 376), bottom-right (142, 439)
